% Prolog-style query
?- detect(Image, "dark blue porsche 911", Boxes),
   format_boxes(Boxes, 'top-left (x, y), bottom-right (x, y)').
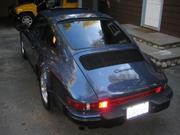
top-left (20, 8), bottom-right (173, 123)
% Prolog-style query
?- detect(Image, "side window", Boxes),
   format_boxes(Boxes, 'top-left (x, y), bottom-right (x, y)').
top-left (31, 16), bottom-right (58, 48)
top-left (30, 16), bottom-right (48, 40)
top-left (45, 26), bottom-right (57, 48)
top-left (107, 22), bottom-right (121, 36)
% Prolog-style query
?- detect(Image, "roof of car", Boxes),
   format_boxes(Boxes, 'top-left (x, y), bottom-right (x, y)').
top-left (40, 8), bottom-right (112, 23)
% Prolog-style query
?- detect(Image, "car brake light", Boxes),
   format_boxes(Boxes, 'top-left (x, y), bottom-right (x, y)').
top-left (154, 86), bottom-right (162, 93)
top-left (99, 101), bottom-right (108, 109)
top-left (67, 86), bottom-right (163, 111)
top-left (67, 97), bottom-right (110, 111)
top-left (67, 97), bottom-right (86, 111)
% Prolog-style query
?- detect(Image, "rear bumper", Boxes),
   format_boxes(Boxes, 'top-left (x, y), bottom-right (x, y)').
top-left (67, 86), bottom-right (173, 122)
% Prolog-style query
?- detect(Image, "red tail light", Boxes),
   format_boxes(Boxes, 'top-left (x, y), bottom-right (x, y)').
top-left (67, 97), bottom-right (86, 111)
top-left (110, 86), bottom-right (164, 107)
top-left (67, 98), bottom-right (109, 111)
top-left (154, 86), bottom-right (162, 93)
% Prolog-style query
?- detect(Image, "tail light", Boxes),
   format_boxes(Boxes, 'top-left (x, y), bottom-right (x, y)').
top-left (67, 86), bottom-right (164, 111)
top-left (67, 97), bottom-right (86, 111)
top-left (67, 98), bottom-right (109, 111)
top-left (99, 101), bottom-right (109, 109)
top-left (155, 84), bottom-right (165, 93)
top-left (154, 86), bottom-right (162, 93)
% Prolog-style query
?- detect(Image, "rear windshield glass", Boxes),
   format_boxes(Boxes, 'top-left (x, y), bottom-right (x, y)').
top-left (58, 19), bottom-right (131, 49)
top-left (80, 49), bottom-right (144, 70)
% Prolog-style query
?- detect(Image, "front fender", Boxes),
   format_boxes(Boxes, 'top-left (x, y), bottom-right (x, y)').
top-left (15, 3), bottom-right (37, 16)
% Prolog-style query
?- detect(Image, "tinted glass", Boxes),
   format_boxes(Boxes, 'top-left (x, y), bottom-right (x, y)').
top-left (58, 19), bottom-right (131, 49)
top-left (80, 49), bottom-right (144, 70)
top-left (67, 0), bottom-right (78, 2)
top-left (30, 16), bottom-right (48, 40)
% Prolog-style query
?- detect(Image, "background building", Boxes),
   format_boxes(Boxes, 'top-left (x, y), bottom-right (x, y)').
top-left (0, 0), bottom-right (179, 38)
top-left (83, 0), bottom-right (180, 38)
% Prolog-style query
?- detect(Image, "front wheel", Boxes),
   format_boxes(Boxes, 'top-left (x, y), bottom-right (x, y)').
top-left (39, 69), bottom-right (53, 110)
top-left (20, 13), bottom-right (34, 27)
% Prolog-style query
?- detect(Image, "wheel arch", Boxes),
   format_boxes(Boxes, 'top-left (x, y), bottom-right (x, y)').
top-left (19, 11), bottom-right (35, 18)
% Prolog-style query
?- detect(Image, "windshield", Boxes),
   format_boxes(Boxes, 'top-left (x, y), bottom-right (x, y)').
top-left (58, 19), bottom-right (131, 49)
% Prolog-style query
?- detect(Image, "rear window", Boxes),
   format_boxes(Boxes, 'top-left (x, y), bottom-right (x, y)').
top-left (58, 19), bottom-right (131, 49)
top-left (80, 49), bottom-right (144, 70)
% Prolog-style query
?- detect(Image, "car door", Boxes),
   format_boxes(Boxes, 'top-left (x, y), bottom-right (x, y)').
top-left (40, 24), bottom-right (72, 103)
top-left (28, 16), bottom-right (48, 69)
top-left (43, 26), bottom-right (68, 102)
top-left (52, 36), bottom-right (71, 103)
top-left (27, 32), bottom-right (39, 68)
top-left (32, 19), bottom-right (72, 104)
top-left (21, 31), bottom-right (31, 58)
top-left (20, 30), bottom-right (36, 64)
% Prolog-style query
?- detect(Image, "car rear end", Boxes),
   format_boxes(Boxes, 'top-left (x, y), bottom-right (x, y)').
top-left (65, 79), bottom-right (172, 122)
top-left (57, 14), bottom-right (173, 122)
top-left (65, 46), bottom-right (173, 122)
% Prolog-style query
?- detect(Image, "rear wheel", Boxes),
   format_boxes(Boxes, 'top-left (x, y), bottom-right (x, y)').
top-left (39, 69), bottom-right (53, 110)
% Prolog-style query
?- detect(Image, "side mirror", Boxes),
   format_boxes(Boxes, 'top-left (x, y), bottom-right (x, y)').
top-left (16, 24), bottom-right (28, 32)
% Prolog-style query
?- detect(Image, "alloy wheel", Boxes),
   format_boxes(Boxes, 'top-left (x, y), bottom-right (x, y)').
top-left (40, 72), bottom-right (48, 104)
top-left (21, 15), bottom-right (33, 27)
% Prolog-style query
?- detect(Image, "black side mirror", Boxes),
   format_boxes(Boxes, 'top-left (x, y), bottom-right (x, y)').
top-left (16, 24), bottom-right (28, 32)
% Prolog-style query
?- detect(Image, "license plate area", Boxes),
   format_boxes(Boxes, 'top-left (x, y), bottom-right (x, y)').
top-left (126, 102), bottom-right (149, 119)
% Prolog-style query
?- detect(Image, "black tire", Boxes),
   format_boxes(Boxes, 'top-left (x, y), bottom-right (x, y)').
top-left (20, 36), bottom-right (27, 59)
top-left (39, 68), bottom-right (53, 111)
top-left (20, 12), bottom-right (34, 27)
